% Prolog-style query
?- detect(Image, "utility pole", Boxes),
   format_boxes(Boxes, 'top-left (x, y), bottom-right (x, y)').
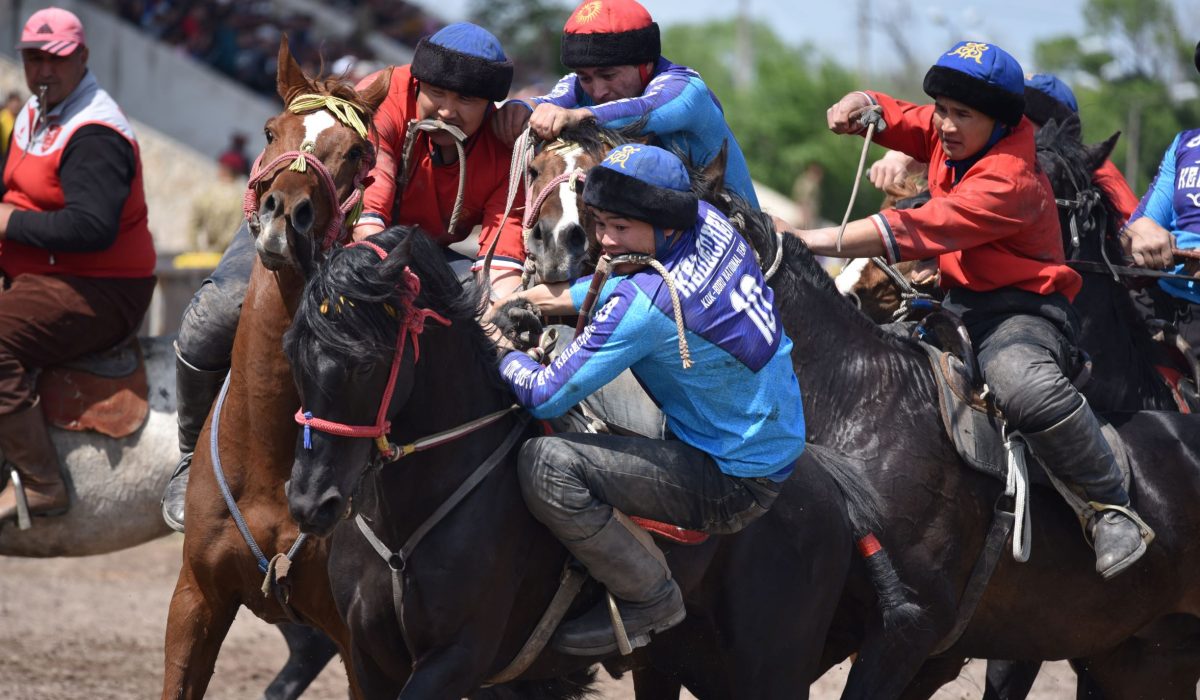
top-left (1125, 100), bottom-right (1142, 193)
top-left (733, 0), bottom-right (754, 91)
top-left (857, 0), bottom-right (871, 78)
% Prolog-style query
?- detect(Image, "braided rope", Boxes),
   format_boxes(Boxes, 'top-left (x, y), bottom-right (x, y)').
top-left (607, 254), bottom-right (692, 369)
top-left (398, 119), bottom-right (468, 234)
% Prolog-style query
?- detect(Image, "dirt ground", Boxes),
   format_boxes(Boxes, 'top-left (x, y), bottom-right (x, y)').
top-left (0, 534), bottom-right (1078, 699)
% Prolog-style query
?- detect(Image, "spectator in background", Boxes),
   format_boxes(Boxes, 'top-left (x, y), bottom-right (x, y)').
top-left (188, 160), bottom-right (245, 252)
top-left (0, 8), bottom-right (157, 525)
top-left (216, 132), bottom-right (249, 177)
top-left (0, 92), bottom-right (22, 156)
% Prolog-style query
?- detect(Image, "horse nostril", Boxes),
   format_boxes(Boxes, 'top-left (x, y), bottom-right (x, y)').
top-left (291, 198), bottom-right (315, 235)
top-left (568, 224), bottom-right (586, 248)
top-left (263, 192), bottom-right (283, 217)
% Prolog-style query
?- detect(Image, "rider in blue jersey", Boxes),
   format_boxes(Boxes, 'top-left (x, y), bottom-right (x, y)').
top-left (495, 144), bottom-right (802, 655)
top-left (493, 0), bottom-right (760, 207)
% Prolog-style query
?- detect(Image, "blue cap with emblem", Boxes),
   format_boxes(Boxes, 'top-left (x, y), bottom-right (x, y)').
top-left (411, 22), bottom-right (513, 102)
top-left (582, 144), bottom-right (699, 231)
top-left (923, 41), bottom-right (1026, 127)
top-left (1023, 73), bottom-right (1080, 127)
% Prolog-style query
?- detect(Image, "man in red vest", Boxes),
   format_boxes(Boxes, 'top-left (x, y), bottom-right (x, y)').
top-left (0, 7), bottom-right (156, 525)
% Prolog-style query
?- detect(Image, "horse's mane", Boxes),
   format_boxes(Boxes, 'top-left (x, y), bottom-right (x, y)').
top-left (306, 75), bottom-right (382, 124)
top-left (556, 119), bottom-right (646, 160)
top-left (285, 226), bottom-right (492, 385)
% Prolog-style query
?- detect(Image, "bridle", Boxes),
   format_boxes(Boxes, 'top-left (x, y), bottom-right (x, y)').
top-left (243, 94), bottom-right (377, 251)
top-left (293, 240), bottom-right (452, 461)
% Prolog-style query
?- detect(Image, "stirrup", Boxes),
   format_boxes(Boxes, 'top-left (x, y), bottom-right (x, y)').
top-left (606, 593), bottom-right (636, 656)
top-left (1087, 501), bottom-right (1156, 547)
top-left (11, 469), bottom-right (31, 530)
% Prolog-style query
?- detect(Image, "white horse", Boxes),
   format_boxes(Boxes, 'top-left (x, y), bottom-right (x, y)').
top-left (0, 335), bottom-right (175, 556)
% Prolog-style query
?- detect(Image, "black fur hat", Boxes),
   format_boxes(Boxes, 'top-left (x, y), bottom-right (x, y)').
top-left (583, 145), bottom-right (698, 231)
top-left (561, 0), bottom-right (660, 68)
top-left (410, 24), bottom-right (513, 102)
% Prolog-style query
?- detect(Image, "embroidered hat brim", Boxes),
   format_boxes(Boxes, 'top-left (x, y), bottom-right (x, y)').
top-left (561, 22), bottom-right (660, 68)
top-left (583, 165), bottom-right (698, 230)
top-left (923, 64), bottom-right (1025, 127)
top-left (411, 37), bottom-right (513, 102)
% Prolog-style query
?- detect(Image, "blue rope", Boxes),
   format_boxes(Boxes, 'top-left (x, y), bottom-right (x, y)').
top-left (210, 373), bottom-right (308, 574)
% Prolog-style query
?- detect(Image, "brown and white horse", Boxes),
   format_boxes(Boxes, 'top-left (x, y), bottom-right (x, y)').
top-left (160, 38), bottom-right (390, 700)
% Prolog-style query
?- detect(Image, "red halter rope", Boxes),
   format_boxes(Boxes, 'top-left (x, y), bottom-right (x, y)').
top-left (523, 168), bottom-right (587, 230)
top-left (294, 241), bottom-right (451, 459)
top-left (243, 147), bottom-right (375, 251)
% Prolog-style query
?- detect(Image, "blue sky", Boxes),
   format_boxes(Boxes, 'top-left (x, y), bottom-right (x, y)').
top-left (417, 0), bottom-right (1197, 76)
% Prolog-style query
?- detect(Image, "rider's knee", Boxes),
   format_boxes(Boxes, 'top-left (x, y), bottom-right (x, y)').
top-left (990, 359), bottom-right (1080, 431)
top-left (517, 436), bottom-right (590, 519)
top-left (177, 280), bottom-right (241, 370)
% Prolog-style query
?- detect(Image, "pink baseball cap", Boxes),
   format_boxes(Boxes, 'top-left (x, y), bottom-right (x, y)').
top-left (16, 7), bottom-right (86, 57)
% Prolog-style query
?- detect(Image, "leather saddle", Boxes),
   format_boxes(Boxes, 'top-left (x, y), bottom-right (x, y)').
top-left (915, 312), bottom-right (1130, 491)
top-left (36, 335), bottom-right (150, 439)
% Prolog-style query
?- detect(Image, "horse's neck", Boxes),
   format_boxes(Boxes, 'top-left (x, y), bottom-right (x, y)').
top-left (374, 322), bottom-right (518, 529)
top-left (775, 257), bottom-right (936, 447)
top-left (223, 260), bottom-right (306, 476)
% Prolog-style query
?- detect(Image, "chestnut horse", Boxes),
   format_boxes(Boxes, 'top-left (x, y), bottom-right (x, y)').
top-left (159, 38), bottom-right (390, 699)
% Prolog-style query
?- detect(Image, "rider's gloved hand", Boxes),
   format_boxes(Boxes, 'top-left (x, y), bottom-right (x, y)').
top-left (869, 150), bottom-right (919, 191)
top-left (1121, 217), bottom-right (1175, 271)
top-left (826, 92), bottom-right (875, 135)
top-left (492, 100), bottom-right (533, 146)
top-left (528, 104), bottom-right (594, 141)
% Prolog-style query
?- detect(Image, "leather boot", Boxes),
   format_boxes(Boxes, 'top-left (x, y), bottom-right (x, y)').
top-left (553, 511), bottom-right (686, 656)
top-left (161, 347), bottom-right (227, 533)
top-left (0, 400), bottom-right (68, 526)
top-left (1023, 400), bottom-right (1152, 579)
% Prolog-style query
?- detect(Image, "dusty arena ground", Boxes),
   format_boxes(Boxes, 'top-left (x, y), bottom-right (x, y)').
top-left (0, 535), bottom-right (1076, 699)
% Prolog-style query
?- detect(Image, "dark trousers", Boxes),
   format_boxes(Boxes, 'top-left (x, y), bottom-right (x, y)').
top-left (975, 312), bottom-right (1082, 432)
top-left (0, 272), bottom-right (155, 413)
top-left (177, 222), bottom-right (476, 370)
top-left (518, 433), bottom-right (782, 543)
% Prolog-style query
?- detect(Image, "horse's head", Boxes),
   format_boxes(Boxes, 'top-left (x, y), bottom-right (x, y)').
top-left (246, 36), bottom-right (391, 273)
top-left (522, 124), bottom-right (629, 284)
top-left (1035, 115), bottom-right (1122, 263)
top-left (284, 226), bottom-right (478, 536)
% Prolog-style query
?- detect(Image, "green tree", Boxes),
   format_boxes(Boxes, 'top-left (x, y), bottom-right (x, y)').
top-left (662, 20), bottom-right (886, 221)
top-left (467, 0), bottom-right (570, 89)
top-left (1032, 0), bottom-right (1200, 192)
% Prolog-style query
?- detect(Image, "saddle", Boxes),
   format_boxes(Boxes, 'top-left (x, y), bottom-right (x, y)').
top-left (917, 312), bottom-right (1131, 495)
top-left (36, 336), bottom-right (149, 439)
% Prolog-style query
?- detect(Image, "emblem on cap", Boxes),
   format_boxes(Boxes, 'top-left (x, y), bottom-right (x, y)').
top-left (606, 144), bottom-right (641, 169)
top-left (575, 1), bottom-right (603, 23)
top-left (948, 42), bottom-right (989, 64)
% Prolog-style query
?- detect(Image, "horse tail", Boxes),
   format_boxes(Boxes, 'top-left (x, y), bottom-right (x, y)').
top-left (804, 444), bottom-right (924, 632)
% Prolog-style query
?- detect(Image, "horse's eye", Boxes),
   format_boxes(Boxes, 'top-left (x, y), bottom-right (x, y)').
top-left (527, 166), bottom-right (539, 180)
top-left (264, 129), bottom-right (274, 144)
top-left (348, 146), bottom-right (364, 161)
top-left (531, 226), bottom-right (543, 241)
top-left (353, 361), bottom-right (376, 376)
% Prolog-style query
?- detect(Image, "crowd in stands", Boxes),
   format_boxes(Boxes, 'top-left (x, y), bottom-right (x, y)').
top-left (91, 0), bottom-right (442, 95)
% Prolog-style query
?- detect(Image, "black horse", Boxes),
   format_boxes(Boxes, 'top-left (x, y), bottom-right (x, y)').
top-left (281, 226), bottom-right (913, 699)
top-left (688, 189), bottom-right (1200, 696)
top-left (1036, 117), bottom-right (1184, 413)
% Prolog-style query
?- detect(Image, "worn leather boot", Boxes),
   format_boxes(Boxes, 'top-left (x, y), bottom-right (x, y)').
top-left (1088, 506), bottom-right (1149, 579)
top-left (0, 400), bottom-right (68, 526)
top-left (161, 348), bottom-right (227, 533)
top-left (1023, 399), bottom-right (1152, 579)
top-left (553, 511), bottom-right (686, 656)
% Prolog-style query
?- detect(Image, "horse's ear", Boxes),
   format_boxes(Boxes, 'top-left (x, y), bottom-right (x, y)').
top-left (695, 141), bottom-right (728, 201)
top-left (1084, 131), bottom-right (1121, 173)
top-left (276, 34), bottom-right (312, 106)
top-left (357, 67), bottom-right (393, 113)
top-left (1058, 113), bottom-right (1083, 143)
top-left (381, 233), bottom-right (413, 279)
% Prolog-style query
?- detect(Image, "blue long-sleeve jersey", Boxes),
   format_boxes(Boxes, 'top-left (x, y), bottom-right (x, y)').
top-left (500, 202), bottom-right (804, 478)
top-left (1130, 128), bottom-right (1200, 304)
top-left (533, 57), bottom-right (760, 208)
